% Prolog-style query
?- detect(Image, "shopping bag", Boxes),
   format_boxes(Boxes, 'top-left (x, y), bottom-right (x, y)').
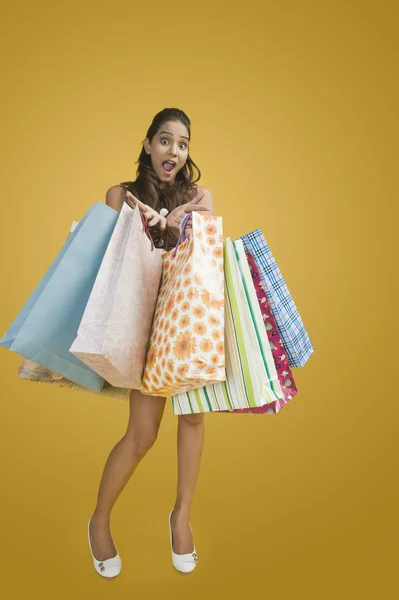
top-left (18, 358), bottom-right (130, 399)
top-left (172, 238), bottom-right (285, 414)
top-left (140, 212), bottom-right (225, 397)
top-left (220, 251), bottom-right (299, 414)
top-left (70, 202), bottom-right (163, 388)
top-left (239, 229), bottom-right (314, 368)
top-left (16, 219), bottom-right (78, 383)
top-left (0, 202), bottom-right (119, 392)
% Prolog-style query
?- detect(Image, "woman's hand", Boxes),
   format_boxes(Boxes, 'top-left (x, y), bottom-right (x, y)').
top-left (166, 191), bottom-right (210, 237)
top-left (125, 191), bottom-right (167, 230)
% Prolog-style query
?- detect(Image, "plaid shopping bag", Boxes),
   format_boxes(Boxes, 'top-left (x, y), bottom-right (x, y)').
top-left (239, 229), bottom-right (314, 368)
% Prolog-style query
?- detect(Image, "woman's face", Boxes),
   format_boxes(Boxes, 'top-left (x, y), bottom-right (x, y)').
top-left (144, 120), bottom-right (190, 185)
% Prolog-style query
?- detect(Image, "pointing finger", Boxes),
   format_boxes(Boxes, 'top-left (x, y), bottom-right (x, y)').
top-left (183, 204), bottom-right (210, 213)
top-left (190, 191), bottom-right (208, 204)
top-left (126, 191), bottom-right (138, 204)
top-left (126, 191), bottom-right (147, 212)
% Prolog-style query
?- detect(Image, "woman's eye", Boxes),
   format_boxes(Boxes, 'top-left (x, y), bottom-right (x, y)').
top-left (179, 143), bottom-right (187, 150)
top-left (160, 138), bottom-right (168, 145)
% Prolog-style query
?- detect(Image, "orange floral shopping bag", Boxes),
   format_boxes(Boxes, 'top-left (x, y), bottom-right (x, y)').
top-left (140, 212), bottom-right (225, 397)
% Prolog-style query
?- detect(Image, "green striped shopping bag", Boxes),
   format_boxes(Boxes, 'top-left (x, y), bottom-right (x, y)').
top-left (172, 238), bottom-right (284, 414)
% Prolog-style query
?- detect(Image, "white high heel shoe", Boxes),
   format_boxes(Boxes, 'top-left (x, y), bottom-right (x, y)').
top-left (169, 509), bottom-right (198, 573)
top-left (88, 515), bottom-right (122, 578)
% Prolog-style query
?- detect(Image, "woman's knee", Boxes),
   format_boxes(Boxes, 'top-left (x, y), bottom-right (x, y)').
top-left (178, 412), bottom-right (205, 426)
top-left (125, 390), bottom-right (166, 456)
top-left (125, 426), bottom-right (159, 457)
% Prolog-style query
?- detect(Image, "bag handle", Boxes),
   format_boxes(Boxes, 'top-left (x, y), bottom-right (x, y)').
top-left (140, 211), bottom-right (155, 251)
top-left (124, 194), bottom-right (156, 251)
top-left (173, 212), bottom-right (192, 256)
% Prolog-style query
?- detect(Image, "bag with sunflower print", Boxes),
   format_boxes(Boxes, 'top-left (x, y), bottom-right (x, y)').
top-left (140, 212), bottom-right (225, 397)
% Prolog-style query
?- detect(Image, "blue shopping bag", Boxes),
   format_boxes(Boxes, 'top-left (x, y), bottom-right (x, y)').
top-left (238, 229), bottom-right (314, 368)
top-left (0, 202), bottom-right (119, 392)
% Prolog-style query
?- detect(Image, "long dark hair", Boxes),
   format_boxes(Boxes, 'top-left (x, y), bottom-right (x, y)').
top-left (121, 108), bottom-right (201, 214)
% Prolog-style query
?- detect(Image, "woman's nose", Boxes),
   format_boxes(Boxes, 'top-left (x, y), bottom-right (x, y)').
top-left (168, 143), bottom-right (178, 156)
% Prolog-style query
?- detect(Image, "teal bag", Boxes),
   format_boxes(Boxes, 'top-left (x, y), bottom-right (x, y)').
top-left (0, 202), bottom-right (119, 392)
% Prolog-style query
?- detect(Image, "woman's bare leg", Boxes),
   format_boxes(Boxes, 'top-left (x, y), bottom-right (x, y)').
top-left (171, 413), bottom-right (205, 553)
top-left (88, 389), bottom-right (167, 561)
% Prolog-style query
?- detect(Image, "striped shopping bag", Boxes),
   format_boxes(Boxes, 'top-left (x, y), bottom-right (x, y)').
top-left (239, 229), bottom-right (314, 368)
top-left (221, 251), bottom-right (299, 415)
top-left (172, 238), bottom-right (284, 415)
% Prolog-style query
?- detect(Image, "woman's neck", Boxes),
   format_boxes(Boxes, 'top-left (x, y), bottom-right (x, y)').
top-left (159, 181), bottom-right (174, 190)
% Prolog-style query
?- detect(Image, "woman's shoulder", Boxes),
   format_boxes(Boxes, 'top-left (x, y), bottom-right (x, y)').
top-left (105, 184), bottom-right (127, 211)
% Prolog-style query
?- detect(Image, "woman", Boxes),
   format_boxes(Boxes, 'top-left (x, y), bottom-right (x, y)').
top-left (87, 108), bottom-right (214, 577)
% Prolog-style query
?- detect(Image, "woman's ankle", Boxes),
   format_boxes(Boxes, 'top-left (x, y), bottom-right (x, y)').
top-left (173, 504), bottom-right (191, 519)
top-left (91, 510), bottom-right (111, 524)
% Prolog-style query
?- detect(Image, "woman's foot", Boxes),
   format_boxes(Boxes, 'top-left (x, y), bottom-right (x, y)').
top-left (169, 509), bottom-right (198, 573)
top-left (88, 513), bottom-right (118, 561)
top-left (170, 508), bottom-right (194, 554)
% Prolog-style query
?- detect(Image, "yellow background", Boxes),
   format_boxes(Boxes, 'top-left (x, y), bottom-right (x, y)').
top-left (0, 1), bottom-right (397, 598)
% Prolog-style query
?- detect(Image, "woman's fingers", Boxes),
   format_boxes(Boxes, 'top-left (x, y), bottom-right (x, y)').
top-left (127, 190), bottom-right (194, 233)
top-left (183, 204), bottom-right (210, 213)
top-left (147, 212), bottom-right (167, 230)
top-left (126, 191), bottom-right (147, 212)
top-left (126, 191), bottom-right (166, 229)
top-left (125, 191), bottom-right (139, 204)
top-left (191, 191), bottom-right (208, 203)
top-left (126, 191), bottom-right (153, 215)
top-left (148, 215), bottom-right (167, 229)
top-left (147, 215), bottom-right (158, 226)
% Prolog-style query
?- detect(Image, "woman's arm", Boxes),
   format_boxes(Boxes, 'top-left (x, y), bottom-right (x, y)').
top-left (105, 185), bottom-right (166, 229)
top-left (166, 188), bottom-right (213, 238)
top-left (105, 185), bottom-right (125, 212)
top-left (175, 186), bottom-right (215, 237)
top-left (194, 186), bottom-right (214, 216)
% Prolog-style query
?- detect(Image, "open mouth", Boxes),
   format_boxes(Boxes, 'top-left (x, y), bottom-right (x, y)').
top-left (162, 160), bottom-right (176, 174)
